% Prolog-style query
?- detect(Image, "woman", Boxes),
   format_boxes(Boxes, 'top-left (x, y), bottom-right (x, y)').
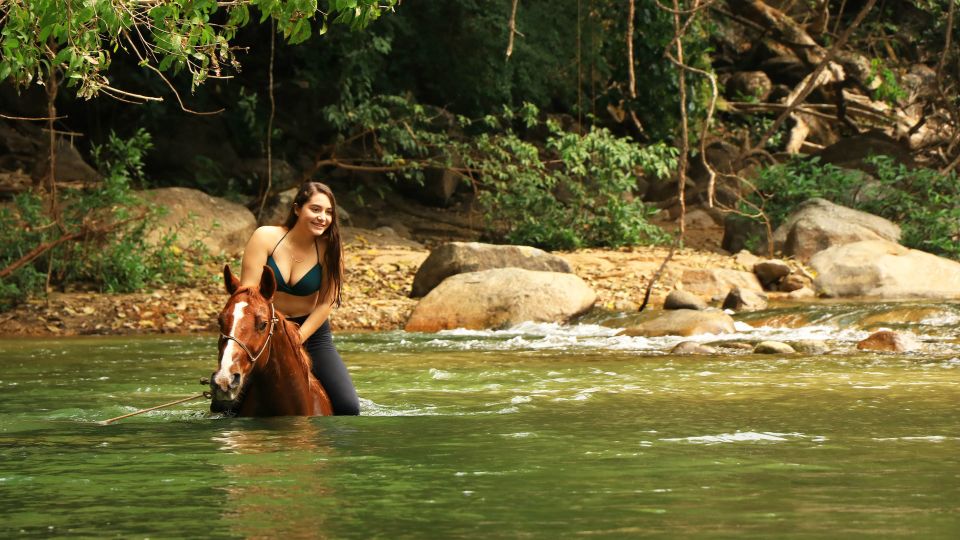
top-left (238, 181), bottom-right (360, 415)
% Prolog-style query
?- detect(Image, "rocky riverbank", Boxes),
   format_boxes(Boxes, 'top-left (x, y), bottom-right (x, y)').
top-left (0, 225), bottom-right (754, 337)
top-left (3, 188), bottom-right (958, 339)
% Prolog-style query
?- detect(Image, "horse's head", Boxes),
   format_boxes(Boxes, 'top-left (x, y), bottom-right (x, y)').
top-left (211, 265), bottom-right (278, 406)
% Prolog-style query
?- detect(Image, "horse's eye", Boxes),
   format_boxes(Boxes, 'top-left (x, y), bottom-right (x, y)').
top-left (257, 321), bottom-right (268, 331)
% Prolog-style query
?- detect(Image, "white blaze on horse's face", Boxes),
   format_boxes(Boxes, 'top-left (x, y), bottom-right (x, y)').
top-left (214, 300), bottom-right (250, 393)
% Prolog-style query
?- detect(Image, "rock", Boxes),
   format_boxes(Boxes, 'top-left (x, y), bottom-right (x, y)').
top-left (722, 287), bottom-right (768, 312)
top-left (714, 341), bottom-right (755, 351)
top-left (754, 341), bottom-right (796, 354)
top-left (810, 240), bottom-right (960, 299)
top-left (405, 268), bottom-right (595, 332)
top-left (341, 226), bottom-right (424, 249)
top-left (722, 213), bottom-right (768, 254)
top-left (816, 132), bottom-right (914, 172)
top-left (258, 186), bottom-right (298, 227)
top-left (411, 242), bottom-right (573, 298)
top-left (726, 71), bottom-right (773, 101)
top-left (679, 268), bottom-right (764, 302)
top-left (773, 198), bottom-right (901, 263)
top-left (682, 208), bottom-right (720, 229)
top-left (663, 290), bottom-right (708, 311)
top-left (670, 341), bottom-right (717, 355)
top-left (753, 259), bottom-right (791, 288)
top-left (621, 309), bottom-right (736, 337)
top-left (259, 186), bottom-right (352, 227)
top-left (856, 330), bottom-right (920, 353)
top-left (792, 340), bottom-right (829, 354)
top-left (33, 138), bottom-right (100, 184)
top-left (734, 250), bottom-right (762, 271)
top-left (142, 187), bottom-right (257, 256)
top-left (787, 286), bottom-right (816, 299)
top-left (778, 273), bottom-right (808, 292)
top-left (396, 167), bottom-right (463, 207)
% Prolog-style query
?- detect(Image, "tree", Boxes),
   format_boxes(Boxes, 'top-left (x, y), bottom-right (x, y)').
top-left (0, 0), bottom-right (396, 213)
top-left (0, 0), bottom-right (398, 100)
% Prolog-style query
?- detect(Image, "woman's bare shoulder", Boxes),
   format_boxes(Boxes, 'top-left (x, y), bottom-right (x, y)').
top-left (249, 225), bottom-right (287, 247)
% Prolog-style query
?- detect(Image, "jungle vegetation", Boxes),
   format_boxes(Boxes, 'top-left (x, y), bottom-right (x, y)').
top-left (1, 1), bottom-right (959, 307)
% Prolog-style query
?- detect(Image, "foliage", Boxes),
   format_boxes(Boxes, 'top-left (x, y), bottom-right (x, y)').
top-left (0, 194), bottom-right (47, 310)
top-left (0, 0), bottom-right (398, 98)
top-left (467, 118), bottom-right (675, 250)
top-left (867, 59), bottom-right (908, 105)
top-left (321, 92), bottom-right (674, 250)
top-left (745, 157), bottom-right (865, 227)
top-left (859, 155), bottom-right (960, 258)
top-left (744, 155), bottom-right (960, 259)
top-left (0, 130), bottom-right (206, 309)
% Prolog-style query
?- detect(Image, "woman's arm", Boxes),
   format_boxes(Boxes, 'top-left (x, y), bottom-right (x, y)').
top-left (239, 227), bottom-right (275, 288)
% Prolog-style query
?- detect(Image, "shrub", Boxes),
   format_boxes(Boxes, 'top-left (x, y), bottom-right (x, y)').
top-left (860, 155), bottom-right (960, 258)
top-left (745, 155), bottom-right (960, 259)
top-left (0, 129), bottom-right (204, 309)
top-left (470, 122), bottom-right (675, 250)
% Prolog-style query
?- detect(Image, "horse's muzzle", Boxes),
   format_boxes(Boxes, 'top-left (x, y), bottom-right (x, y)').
top-left (209, 371), bottom-right (241, 413)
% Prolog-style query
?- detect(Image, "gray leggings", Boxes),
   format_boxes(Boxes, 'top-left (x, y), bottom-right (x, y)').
top-left (288, 316), bottom-right (360, 415)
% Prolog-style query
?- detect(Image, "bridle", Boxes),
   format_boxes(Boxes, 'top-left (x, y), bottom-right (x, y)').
top-left (219, 303), bottom-right (279, 364)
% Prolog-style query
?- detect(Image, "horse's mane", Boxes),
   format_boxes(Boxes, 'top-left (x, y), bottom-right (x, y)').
top-left (275, 310), bottom-right (316, 381)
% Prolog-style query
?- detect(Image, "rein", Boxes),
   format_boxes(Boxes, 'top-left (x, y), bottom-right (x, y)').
top-left (220, 303), bottom-right (278, 364)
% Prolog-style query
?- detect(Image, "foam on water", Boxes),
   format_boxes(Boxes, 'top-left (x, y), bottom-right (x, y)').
top-left (661, 431), bottom-right (826, 445)
top-left (384, 320), bottom-right (939, 353)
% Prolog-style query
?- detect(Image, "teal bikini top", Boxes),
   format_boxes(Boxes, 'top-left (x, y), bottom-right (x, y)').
top-left (267, 231), bottom-right (322, 297)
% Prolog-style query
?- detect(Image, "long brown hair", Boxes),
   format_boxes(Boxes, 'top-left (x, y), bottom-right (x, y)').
top-left (282, 181), bottom-right (344, 307)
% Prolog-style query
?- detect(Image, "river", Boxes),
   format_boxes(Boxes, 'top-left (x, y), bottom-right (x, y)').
top-left (1, 301), bottom-right (959, 538)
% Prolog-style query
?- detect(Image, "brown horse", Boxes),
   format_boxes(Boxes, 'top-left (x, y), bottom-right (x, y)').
top-left (210, 265), bottom-right (333, 417)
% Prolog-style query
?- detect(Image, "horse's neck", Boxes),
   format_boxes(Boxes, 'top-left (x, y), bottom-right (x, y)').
top-left (244, 321), bottom-right (314, 414)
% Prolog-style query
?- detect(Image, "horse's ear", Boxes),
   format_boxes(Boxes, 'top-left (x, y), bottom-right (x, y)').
top-left (260, 264), bottom-right (277, 300)
top-left (224, 265), bottom-right (240, 295)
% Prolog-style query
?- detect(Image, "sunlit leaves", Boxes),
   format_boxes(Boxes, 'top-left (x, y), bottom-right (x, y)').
top-left (0, 0), bottom-right (398, 98)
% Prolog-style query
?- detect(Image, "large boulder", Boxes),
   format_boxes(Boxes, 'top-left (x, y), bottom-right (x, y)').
top-left (678, 268), bottom-right (764, 302)
top-left (405, 268), bottom-right (596, 332)
top-left (411, 242), bottom-right (573, 298)
top-left (33, 139), bottom-right (100, 184)
top-left (811, 240), bottom-right (960, 299)
top-left (773, 198), bottom-right (901, 262)
top-left (143, 187), bottom-right (257, 256)
top-left (620, 309), bottom-right (736, 337)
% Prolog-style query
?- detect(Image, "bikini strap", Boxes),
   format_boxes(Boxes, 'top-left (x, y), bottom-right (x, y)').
top-left (270, 229), bottom-right (290, 256)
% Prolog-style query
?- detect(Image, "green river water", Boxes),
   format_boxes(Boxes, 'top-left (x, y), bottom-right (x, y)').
top-left (1, 302), bottom-right (959, 538)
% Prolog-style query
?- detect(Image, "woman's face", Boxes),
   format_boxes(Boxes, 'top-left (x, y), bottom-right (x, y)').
top-left (296, 192), bottom-right (334, 236)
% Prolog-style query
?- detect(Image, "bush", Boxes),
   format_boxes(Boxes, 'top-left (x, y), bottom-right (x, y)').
top-left (745, 155), bottom-right (960, 259)
top-left (860, 155), bottom-right (960, 258)
top-left (322, 93), bottom-right (674, 250)
top-left (469, 121), bottom-right (675, 250)
top-left (0, 129), bottom-right (205, 309)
